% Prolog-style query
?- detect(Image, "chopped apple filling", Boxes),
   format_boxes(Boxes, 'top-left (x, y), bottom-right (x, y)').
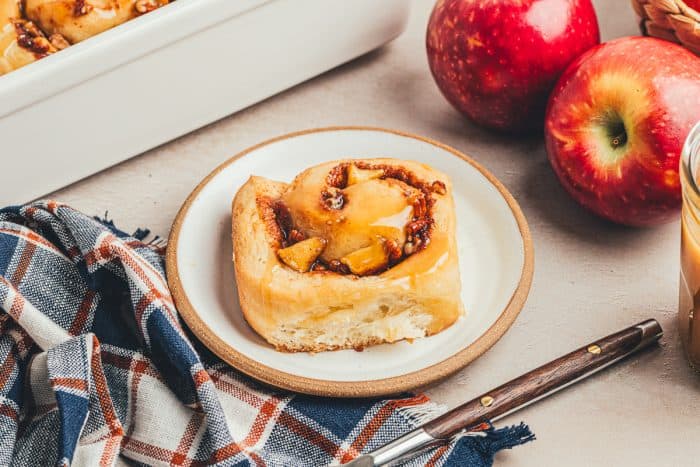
top-left (346, 165), bottom-right (384, 186)
top-left (278, 237), bottom-right (326, 272)
top-left (340, 238), bottom-right (389, 275)
top-left (275, 161), bottom-right (440, 276)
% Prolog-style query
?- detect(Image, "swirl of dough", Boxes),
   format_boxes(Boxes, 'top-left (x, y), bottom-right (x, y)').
top-left (24, 0), bottom-right (169, 44)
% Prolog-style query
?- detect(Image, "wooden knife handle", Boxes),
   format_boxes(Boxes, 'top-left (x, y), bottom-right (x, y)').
top-left (424, 319), bottom-right (662, 439)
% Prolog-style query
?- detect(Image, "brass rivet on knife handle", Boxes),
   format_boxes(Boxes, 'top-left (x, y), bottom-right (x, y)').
top-left (422, 319), bottom-right (663, 441)
top-left (480, 396), bottom-right (494, 407)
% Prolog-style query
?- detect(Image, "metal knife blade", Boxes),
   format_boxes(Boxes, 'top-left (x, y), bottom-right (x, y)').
top-left (341, 455), bottom-right (374, 467)
top-left (340, 429), bottom-right (485, 466)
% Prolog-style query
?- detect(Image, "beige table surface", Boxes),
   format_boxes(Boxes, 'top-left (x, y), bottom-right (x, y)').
top-left (50, 1), bottom-right (698, 465)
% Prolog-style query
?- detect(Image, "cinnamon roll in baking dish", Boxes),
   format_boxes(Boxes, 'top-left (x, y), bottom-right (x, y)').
top-left (231, 159), bottom-right (464, 352)
top-left (25, 0), bottom-right (169, 44)
top-left (0, 0), bottom-right (170, 76)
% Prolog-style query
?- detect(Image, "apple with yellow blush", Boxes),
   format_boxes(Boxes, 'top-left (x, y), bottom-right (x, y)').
top-left (545, 37), bottom-right (700, 226)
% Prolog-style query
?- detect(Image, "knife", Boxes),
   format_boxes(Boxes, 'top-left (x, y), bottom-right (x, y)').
top-left (340, 319), bottom-right (663, 467)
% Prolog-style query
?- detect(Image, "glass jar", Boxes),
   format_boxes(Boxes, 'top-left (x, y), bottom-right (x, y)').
top-left (679, 121), bottom-right (700, 371)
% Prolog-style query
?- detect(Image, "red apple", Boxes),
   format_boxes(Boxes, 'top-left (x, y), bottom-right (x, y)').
top-left (545, 36), bottom-right (700, 226)
top-left (426, 0), bottom-right (600, 133)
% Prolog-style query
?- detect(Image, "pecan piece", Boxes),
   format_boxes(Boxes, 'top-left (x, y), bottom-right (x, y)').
top-left (326, 163), bottom-right (349, 188)
top-left (403, 238), bottom-right (422, 256)
top-left (321, 187), bottom-right (345, 210)
top-left (49, 34), bottom-right (70, 50)
top-left (328, 259), bottom-right (351, 275)
top-left (384, 238), bottom-right (403, 262)
top-left (288, 229), bottom-right (306, 245)
top-left (135, 0), bottom-right (162, 14)
top-left (407, 191), bottom-right (427, 219)
top-left (406, 218), bottom-right (430, 236)
top-left (403, 242), bottom-right (415, 256)
top-left (431, 181), bottom-right (447, 195)
top-left (13, 20), bottom-right (54, 56)
top-left (73, 0), bottom-right (93, 16)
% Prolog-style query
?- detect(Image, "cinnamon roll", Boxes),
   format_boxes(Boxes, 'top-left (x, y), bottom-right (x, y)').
top-left (231, 158), bottom-right (464, 352)
top-left (0, 0), bottom-right (170, 76)
top-left (25, 0), bottom-right (170, 44)
top-left (0, 15), bottom-right (62, 76)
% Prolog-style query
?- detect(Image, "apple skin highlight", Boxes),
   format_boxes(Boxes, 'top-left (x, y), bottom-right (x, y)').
top-left (545, 37), bottom-right (700, 226)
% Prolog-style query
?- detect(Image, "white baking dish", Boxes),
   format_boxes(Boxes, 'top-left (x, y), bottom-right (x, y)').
top-left (0, 0), bottom-right (410, 205)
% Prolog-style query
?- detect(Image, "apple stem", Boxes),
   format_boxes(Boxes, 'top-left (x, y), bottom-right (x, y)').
top-left (607, 118), bottom-right (627, 150)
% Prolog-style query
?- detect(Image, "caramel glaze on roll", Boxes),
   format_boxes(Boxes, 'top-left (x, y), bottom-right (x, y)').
top-left (231, 158), bottom-right (464, 353)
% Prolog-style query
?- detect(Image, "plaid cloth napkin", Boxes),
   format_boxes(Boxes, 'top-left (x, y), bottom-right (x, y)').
top-left (0, 200), bottom-right (533, 466)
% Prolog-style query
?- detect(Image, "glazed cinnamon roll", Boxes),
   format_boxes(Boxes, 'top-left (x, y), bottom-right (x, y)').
top-left (0, 14), bottom-right (63, 76)
top-left (25, 0), bottom-right (170, 44)
top-left (231, 159), bottom-right (464, 352)
top-left (0, 0), bottom-right (169, 76)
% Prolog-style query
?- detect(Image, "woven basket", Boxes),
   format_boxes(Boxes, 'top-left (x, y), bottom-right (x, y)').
top-left (632, 0), bottom-right (700, 54)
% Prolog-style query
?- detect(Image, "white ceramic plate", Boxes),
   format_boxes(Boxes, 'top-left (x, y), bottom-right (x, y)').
top-left (167, 127), bottom-right (533, 397)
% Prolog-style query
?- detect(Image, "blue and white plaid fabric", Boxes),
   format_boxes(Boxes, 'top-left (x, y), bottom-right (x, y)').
top-left (0, 200), bottom-right (533, 466)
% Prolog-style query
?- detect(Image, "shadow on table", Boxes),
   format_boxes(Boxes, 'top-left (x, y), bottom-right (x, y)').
top-left (521, 154), bottom-right (672, 247)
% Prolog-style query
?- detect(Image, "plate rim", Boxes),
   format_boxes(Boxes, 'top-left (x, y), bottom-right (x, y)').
top-left (166, 126), bottom-right (534, 398)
